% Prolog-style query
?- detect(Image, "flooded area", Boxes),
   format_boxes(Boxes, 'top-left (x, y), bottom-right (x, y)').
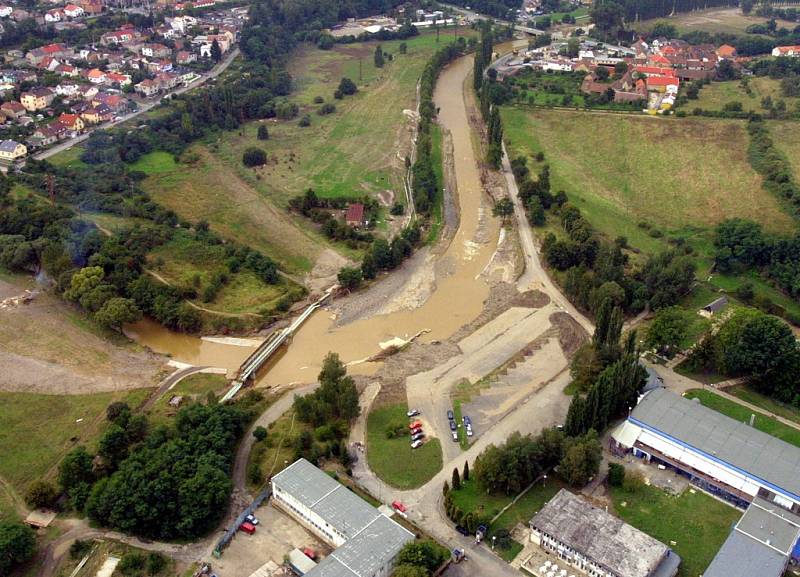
top-left (129, 54), bottom-right (504, 387)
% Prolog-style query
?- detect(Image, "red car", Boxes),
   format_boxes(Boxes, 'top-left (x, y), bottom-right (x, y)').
top-left (239, 522), bottom-right (256, 535)
top-left (409, 420), bottom-right (422, 430)
top-left (392, 500), bottom-right (407, 513)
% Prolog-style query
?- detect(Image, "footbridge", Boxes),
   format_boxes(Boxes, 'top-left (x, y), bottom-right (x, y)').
top-left (219, 286), bottom-right (335, 402)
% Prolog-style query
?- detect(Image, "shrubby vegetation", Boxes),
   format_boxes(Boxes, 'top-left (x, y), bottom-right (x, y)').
top-left (392, 540), bottom-right (449, 577)
top-left (0, 521), bottom-right (36, 574)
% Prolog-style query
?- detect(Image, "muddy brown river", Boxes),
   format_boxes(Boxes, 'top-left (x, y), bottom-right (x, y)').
top-left (129, 52), bottom-right (506, 387)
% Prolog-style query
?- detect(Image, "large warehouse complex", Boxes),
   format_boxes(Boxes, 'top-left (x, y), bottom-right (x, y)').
top-left (529, 489), bottom-right (680, 577)
top-left (611, 387), bottom-right (800, 577)
top-left (271, 458), bottom-right (415, 577)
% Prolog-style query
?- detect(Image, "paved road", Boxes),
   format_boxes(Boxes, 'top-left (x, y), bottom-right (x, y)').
top-left (34, 47), bottom-right (240, 161)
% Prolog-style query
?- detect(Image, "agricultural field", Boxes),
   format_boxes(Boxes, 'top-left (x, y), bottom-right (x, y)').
top-left (692, 77), bottom-right (800, 113)
top-left (366, 404), bottom-right (443, 489)
top-left (0, 388), bottom-right (153, 493)
top-left (684, 389), bottom-right (800, 447)
top-left (633, 7), bottom-right (797, 36)
top-left (501, 108), bottom-right (796, 256)
top-left (610, 483), bottom-right (740, 577)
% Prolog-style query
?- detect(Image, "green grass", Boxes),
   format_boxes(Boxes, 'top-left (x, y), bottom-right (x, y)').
top-left (684, 389), bottom-right (800, 447)
top-left (130, 151), bottom-right (178, 175)
top-left (610, 483), bottom-right (739, 577)
top-left (633, 7), bottom-right (797, 36)
top-left (0, 389), bottom-right (153, 492)
top-left (47, 145), bottom-right (87, 169)
top-left (692, 77), bottom-right (800, 114)
top-left (366, 403), bottom-right (443, 489)
top-left (773, 120), bottom-right (800, 185)
top-left (147, 373), bottom-right (228, 426)
top-left (452, 399), bottom-right (469, 450)
top-left (427, 123), bottom-right (445, 244)
top-left (726, 385), bottom-right (800, 425)
top-left (501, 108), bottom-right (796, 256)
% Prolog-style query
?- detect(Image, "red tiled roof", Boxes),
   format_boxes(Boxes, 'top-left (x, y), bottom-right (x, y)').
top-left (346, 203), bottom-right (365, 223)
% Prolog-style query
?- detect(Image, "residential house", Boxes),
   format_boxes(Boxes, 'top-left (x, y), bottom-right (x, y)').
top-left (345, 203), bottom-right (366, 228)
top-left (646, 75), bottom-right (679, 93)
top-left (56, 63), bottom-right (78, 76)
top-left (20, 87), bottom-right (55, 111)
top-left (64, 4), bottom-right (84, 17)
top-left (141, 43), bottom-right (171, 58)
top-left (11, 9), bottom-right (32, 21)
top-left (105, 72), bottom-right (131, 86)
top-left (86, 68), bottom-right (107, 84)
top-left (0, 139), bottom-right (26, 161)
top-left (26, 43), bottom-right (71, 65)
top-left (77, 84), bottom-right (99, 101)
top-left (44, 8), bottom-right (65, 23)
top-left (0, 101), bottom-right (25, 119)
top-left (30, 125), bottom-right (62, 146)
top-left (772, 45), bottom-right (800, 58)
top-left (55, 82), bottom-right (81, 97)
top-left (101, 28), bottom-right (136, 45)
top-left (134, 78), bottom-right (159, 97)
top-left (78, 0), bottom-right (103, 15)
top-left (57, 113), bottom-right (84, 133)
top-left (92, 92), bottom-right (127, 112)
top-left (155, 72), bottom-right (178, 90)
top-left (717, 44), bottom-right (737, 59)
top-left (176, 50), bottom-right (196, 64)
top-left (81, 103), bottom-right (112, 123)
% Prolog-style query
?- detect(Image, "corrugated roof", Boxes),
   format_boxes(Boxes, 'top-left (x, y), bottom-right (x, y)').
top-left (530, 489), bottom-right (671, 577)
top-left (703, 528), bottom-right (786, 577)
top-left (630, 388), bottom-right (800, 498)
top-left (736, 498), bottom-right (800, 555)
top-left (271, 458), bottom-right (341, 509)
top-left (332, 515), bottom-right (413, 577)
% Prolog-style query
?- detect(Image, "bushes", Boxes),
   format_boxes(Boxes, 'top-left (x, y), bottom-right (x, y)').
top-left (0, 521), bottom-right (36, 575)
top-left (242, 147), bottom-right (267, 167)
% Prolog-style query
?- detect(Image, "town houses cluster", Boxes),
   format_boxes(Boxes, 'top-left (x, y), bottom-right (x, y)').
top-left (498, 36), bottom-right (761, 113)
top-left (0, 1), bottom-right (246, 167)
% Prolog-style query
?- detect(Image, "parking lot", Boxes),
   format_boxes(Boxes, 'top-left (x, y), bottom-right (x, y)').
top-left (208, 503), bottom-right (330, 577)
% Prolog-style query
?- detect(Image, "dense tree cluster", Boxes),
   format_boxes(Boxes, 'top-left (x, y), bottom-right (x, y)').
top-left (747, 119), bottom-right (800, 211)
top-left (0, 521), bottom-right (36, 575)
top-left (83, 399), bottom-right (255, 539)
top-left (393, 540), bottom-right (449, 577)
top-left (688, 308), bottom-right (800, 405)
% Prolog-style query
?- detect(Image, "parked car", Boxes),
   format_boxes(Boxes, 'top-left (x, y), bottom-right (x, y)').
top-left (303, 548), bottom-right (317, 560)
top-left (451, 431), bottom-right (458, 442)
top-left (412, 432), bottom-right (425, 442)
top-left (463, 415), bottom-right (472, 425)
top-left (466, 424), bottom-right (473, 437)
top-left (245, 514), bottom-right (259, 525)
top-left (455, 525), bottom-right (470, 536)
top-left (411, 439), bottom-right (423, 449)
top-left (409, 420), bottom-right (422, 430)
top-left (449, 420), bottom-right (457, 431)
top-left (392, 500), bottom-right (407, 513)
top-left (447, 409), bottom-right (455, 420)
top-left (239, 522), bottom-right (256, 535)
top-left (407, 408), bottom-right (421, 417)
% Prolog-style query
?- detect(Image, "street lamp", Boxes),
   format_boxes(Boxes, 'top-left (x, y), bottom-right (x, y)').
top-left (492, 535), bottom-right (496, 551)
top-left (543, 474), bottom-right (547, 487)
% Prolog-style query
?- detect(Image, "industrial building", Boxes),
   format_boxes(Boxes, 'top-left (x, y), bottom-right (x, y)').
top-left (611, 387), bottom-right (800, 510)
top-left (271, 458), bottom-right (415, 577)
top-left (611, 387), bottom-right (800, 577)
top-left (529, 489), bottom-right (680, 577)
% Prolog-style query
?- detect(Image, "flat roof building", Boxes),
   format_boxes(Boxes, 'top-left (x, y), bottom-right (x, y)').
top-left (529, 489), bottom-right (680, 577)
top-left (272, 459), bottom-right (414, 577)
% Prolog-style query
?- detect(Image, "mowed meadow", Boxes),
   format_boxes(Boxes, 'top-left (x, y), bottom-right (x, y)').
top-left (501, 108), bottom-right (796, 255)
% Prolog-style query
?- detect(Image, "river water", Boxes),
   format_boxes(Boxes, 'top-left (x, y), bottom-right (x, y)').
top-left (129, 53), bottom-right (504, 387)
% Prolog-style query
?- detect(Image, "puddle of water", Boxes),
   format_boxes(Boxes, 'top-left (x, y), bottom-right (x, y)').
top-left (130, 54), bottom-right (502, 387)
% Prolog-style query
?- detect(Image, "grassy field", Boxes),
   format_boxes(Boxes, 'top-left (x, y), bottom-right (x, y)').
top-left (726, 384), bottom-right (800, 424)
top-left (248, 408), bottom-right (311, 491)
top-left (634, 7), bottom-right (797, 36)
top-left (366, 404), bottom-right (443, 489)
top-left (0, 388), bottom-right (153, 491)
top-left (146, 373), bottom-right (228, 426)
top-left (693, 77), bottom-right (800, 113)
top-left (772, 120), bottom-right (800, 180)
top-left (147, 228), bottom-right (302, 316)
top-left (501, 108), bottom-right (796, 256)
top-left (610, 483), bottom-right (739, 577)
top-left (684, 389), bottom-right (800, 447)
top-left (54, 540), bottom-right (180, 577)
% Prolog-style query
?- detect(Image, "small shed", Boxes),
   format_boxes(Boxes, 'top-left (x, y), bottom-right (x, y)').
top-left (345, 203), bottom-right (365, 228)
top-left (25, 509), bottom-right (57, 528)
top-left (699, 296), bottom-right (728, 318)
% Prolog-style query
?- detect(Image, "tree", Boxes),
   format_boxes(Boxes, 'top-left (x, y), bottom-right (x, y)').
top-left (210, 39), bottom-right (222, 62)
top-left (257, 125), bottom-right (269, 140)
top-left (337, 267), bottom-right (363, 291)
top-left (0, 521), bottom-right (36, 575)
top-left (338, 77), bottom-right (357, 95)
top-left (452, 467), bottom-right (461, 491)
top-left (95, 297), bottom-right (141, 330)
top-left (146, 552), bottom-right (166, 576)
top-left (242, 147), bottom-right (267, 167)
top-left (463, 461), bottom-right (470, 482)
top-left (25, 479), bottom-right (58, 509)
top-left (559, 430), bottom-right (602, 487)
top-left (98, 424), bottom-right (129, 467)
top-left (595, 66), bottom-right (610, 82)
top-left (65, 266), bottom-right (104, 302)
top-left (527, 196), bottom-right (545, 226)
top-left (492, 198), bottom-right (514, 222)
top-left (608, 462), bottom-right (626, 487)
top-left (374, 45), bottom-right (385, 68)
top-left (646, 306), bottom-right (689, 357)
top-left (395, 540), bottom-right (447, 574)
top-left (393, 565), bottom-right (428, 577)
top-left (253, 426), bottom-right (267, 442)
top-left (59, 446), bottom-right (94, 509)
